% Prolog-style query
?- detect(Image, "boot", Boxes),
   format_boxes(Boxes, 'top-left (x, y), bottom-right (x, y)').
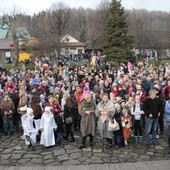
top-left (69, 132), bottom-right (75, 142)
top-left (63, 135), bottom-right (68, 140)
top-left (89, 134), bottom-right (94, 147)
top-left (28, 142), bottom-right (33, 150)
top-left (78, 136), bottom-right (86, 149)
top-left (105, 143), bottom-right (113, 150)
top-left (69, 137), bottom-right (75, 142)
top-left (134, 136), bottom-right (138, 144)
top-left (139, 136), bottom-right (143, 144)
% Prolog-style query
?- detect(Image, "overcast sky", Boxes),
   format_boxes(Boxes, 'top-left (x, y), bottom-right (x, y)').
top-left (0, 0), bottom-right (169, 15)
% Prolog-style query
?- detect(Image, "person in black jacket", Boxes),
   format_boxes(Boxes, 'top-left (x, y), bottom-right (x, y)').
top-left (63, 97), bottom-right (75, 142)
top-left (153, 85), bottom-right (165, 137)
top-left (143, 90), bottom-right (160, 146)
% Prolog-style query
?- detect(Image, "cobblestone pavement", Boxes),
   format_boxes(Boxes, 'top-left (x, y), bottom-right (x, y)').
top-left (0, 132), bottom-right (170, 166)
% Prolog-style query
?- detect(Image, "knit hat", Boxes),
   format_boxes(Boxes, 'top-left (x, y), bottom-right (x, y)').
top-left (119, 99), bottom-right (126, 105)
top-left (115, 103), bottom-right (120, 109)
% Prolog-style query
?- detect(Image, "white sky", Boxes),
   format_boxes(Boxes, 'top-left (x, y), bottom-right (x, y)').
top-left (0, 0), bottom-right (169, 16)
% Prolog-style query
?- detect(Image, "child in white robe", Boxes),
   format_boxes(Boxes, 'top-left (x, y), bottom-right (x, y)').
top-left (23, 108), bottom-right (37, 149)
top-left (40, 107), bottom-right (57, 148)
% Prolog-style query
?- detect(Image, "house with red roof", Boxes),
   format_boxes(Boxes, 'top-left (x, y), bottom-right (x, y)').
top-left (61, 34), bottom-right (86, 56)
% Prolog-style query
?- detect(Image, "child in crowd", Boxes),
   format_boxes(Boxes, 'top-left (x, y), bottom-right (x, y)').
top-left (23, 108), bottom-right (37, 150)
top-left (113, 103), bottom-right (124, 148)
top-left (40, 107), bottom-right (57, 149)
top-left (131, 95), bottom-right (144, 144)
top-left (121, 109), bottom-right (132, 149)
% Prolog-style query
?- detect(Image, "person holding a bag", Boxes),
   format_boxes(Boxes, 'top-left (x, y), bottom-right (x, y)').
top-left (97, 93), bottom-right (115, 150)
top-left (113, 103), bottom-right (123, 148)
top-left (63, 97), bottom-right (75, 142)
top-left (78, 93), bottom-right (96, 149)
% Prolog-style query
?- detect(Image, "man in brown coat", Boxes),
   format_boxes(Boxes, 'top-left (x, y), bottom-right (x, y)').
top-left (78, 93), bottom-right (96, 149)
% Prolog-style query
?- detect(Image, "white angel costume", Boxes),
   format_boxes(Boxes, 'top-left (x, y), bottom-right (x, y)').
top-left (40, 107), bottom-right (57, 147)
top-left (23, 108), bottom-right (37, 145)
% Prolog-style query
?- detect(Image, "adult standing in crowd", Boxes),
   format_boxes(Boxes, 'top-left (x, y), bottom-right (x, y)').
top-left (97, 93), bottom-right (115, 150)
top-left (0, 94), bottom-right (15, 135)
top-left (78, 93), bottom-right (96, 149)
top-left (63, 97), bottom-right (75, 142)
top-left (143, 90), bottom-right (160, 146)
top-left (74, 85), bottom-right (83, 131)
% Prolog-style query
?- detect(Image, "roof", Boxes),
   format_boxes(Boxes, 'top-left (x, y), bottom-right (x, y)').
top-left (85, 42), bottom-right (102, 50)
top-left (62, 42), bottom-right (86, 47)
top-left (0, 24), bottom-right (8, 39)
top-left (16, 27), bottom-right (31, 41)
top-left (0, 23), bottom-right (31, 40)
top-left (0, 39), bottom-right (14, 50)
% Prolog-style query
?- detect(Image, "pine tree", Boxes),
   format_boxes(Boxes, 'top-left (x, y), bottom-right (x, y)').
top-left (79, 27), bottom-right (87, 42)
top-left (103, 0), bottom-right (135, 64)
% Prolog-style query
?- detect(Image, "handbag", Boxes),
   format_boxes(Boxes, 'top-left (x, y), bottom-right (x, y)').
top-left (19, 105), bottom-right (27, 112)
top-left (108, 119), bottom-right (120, 131)
top-left (65, 116), bottom-right (73, 124)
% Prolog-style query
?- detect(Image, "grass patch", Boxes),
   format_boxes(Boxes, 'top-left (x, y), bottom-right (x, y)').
top-left (148, 59), bottom-right (170, 66)
top-left (3, 64), bottom-right (34, 70)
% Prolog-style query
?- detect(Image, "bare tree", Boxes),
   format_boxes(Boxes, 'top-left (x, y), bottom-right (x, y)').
top-left (127, 9), bottom-right (149, 59)
top-left (49, 2), bottom-right (71, 59)
top-left (145, 11), bottom-right (169, 65)
top-left (30, 11), bottom-right (54, 60)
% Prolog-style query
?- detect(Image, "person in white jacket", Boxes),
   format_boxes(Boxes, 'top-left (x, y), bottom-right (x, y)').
top-left (131, 95), bottom-right (144, 144)
top-left (23, 108), bottom-right (37, 149)
top-left (40, 106), bottom-right (57, 149)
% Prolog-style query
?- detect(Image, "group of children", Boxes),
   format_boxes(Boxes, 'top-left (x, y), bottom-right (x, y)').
top-left (112, 95), bottom-right (144, 149)
top-left (22, 107), bottom-right (57, 149)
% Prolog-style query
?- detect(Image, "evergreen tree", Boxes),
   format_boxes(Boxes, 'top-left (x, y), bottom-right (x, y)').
top-left (103, 0), bottom-right (135, 64)
top-left (79, 27), bottom-right (87, 42)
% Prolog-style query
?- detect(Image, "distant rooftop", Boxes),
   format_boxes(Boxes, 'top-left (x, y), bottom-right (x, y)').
top-left (0, 23), bottom-right (9, 39)
top-left (0, 22), bottom-right (31, 41)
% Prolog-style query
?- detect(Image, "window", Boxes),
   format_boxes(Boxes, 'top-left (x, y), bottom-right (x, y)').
top-left (66, 37), bottom-right (69, 42)
top-left (70, 47), bottom-right (76, 50)
top-left (5, 51), bottom-right (11, 57)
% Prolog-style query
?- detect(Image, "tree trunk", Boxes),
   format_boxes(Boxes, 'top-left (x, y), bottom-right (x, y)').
top-left (14, 38), bottom-right (19, 66)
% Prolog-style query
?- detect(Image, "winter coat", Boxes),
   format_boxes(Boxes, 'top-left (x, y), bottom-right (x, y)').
top-left (142, 97), bottom-right (160, 118)
top-left (121, 114), bottom-right (132, 140)
top-left (0, 98), bottom-right (15, 119)
top-left (78, 99), bottom-right (96, 137)
top-left (96, 100), bottom-right (115, 139)
top-left (64, 105), bottom-right (75, 122)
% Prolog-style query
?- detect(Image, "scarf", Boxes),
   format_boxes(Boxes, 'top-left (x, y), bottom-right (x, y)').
top-left (83, 99), bottom-right (94, 109)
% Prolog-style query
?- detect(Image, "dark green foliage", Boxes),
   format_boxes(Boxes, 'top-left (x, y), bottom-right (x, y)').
top-left (103, 0), bottom-right (135, 64)
top-left (79, 27), bottom-right (87, 42)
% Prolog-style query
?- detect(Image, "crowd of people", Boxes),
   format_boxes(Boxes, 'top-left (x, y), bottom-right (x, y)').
top-left (0, 58), bottom-right (170, 152)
